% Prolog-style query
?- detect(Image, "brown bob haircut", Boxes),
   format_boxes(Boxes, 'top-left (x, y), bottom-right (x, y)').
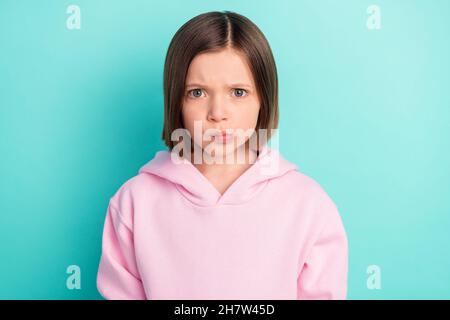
top-left (161, 11), bottom-right (279, 151)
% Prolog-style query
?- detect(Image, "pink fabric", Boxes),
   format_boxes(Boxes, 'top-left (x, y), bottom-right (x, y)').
top-left (97, 145), bottom-right (348, 299)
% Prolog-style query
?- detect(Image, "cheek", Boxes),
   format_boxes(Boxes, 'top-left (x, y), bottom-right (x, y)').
top-left (181, 104), bottom-right (206, 139)
top-left (182, 104), bottom-right (199, 126)
top-left (235, 100), bottom-right (260, 128)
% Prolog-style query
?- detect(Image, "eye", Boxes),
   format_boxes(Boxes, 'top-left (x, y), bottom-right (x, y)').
top-left (187, 88), bottom-right (204, 98)
top-left (233, 88), bottom-right (247, 98)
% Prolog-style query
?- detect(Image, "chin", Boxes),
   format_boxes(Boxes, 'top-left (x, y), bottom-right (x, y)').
top-left (200, 140), bottom-right (243, 164)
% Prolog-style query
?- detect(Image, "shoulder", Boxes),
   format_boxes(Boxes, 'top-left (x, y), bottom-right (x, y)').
top-left (282, 169), bottom-right (337, 203)
top-left (282, 171), bottom-right (347, 252)
top-left (106, 172), bottom-right (163, 225)
top-left (281, 169), bottom-right (342, 225)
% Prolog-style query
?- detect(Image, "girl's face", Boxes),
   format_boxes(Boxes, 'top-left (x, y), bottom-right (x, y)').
top-left (181, 47), bottom-right (261, 159)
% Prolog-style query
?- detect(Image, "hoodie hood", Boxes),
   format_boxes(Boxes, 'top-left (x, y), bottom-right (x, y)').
top-left (138, 144), bottom-right (298, 207)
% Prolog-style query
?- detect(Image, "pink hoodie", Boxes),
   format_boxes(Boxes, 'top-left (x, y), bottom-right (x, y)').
top-left (96, 145), bottom-right (348, 300)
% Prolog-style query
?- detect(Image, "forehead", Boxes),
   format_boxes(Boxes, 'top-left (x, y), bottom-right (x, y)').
top-left (185, 47), bottom-right (256, 87)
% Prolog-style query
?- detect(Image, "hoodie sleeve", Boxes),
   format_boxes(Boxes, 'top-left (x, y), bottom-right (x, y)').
top-left (297, 193), bottom-right (348, 300)
top-left (97, 200), bottom-right (147, 300)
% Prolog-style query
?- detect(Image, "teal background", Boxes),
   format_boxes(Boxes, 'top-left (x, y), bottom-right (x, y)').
top-left (1, 0), bottom-right (449, 299)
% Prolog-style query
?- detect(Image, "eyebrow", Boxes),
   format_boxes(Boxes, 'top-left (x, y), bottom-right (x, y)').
top-left (185, 83), bottom-right (253, 89)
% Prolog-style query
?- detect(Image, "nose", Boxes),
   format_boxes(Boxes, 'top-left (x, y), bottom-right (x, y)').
top-left (207, 94), bottom-right (228, 123)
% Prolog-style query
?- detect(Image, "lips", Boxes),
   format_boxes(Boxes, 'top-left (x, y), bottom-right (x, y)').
top-left (212, 132), bottom-right (234, 143)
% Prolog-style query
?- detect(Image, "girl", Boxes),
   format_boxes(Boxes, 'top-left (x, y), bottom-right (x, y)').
top-left (97, 11), bottom-right (348, 300)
